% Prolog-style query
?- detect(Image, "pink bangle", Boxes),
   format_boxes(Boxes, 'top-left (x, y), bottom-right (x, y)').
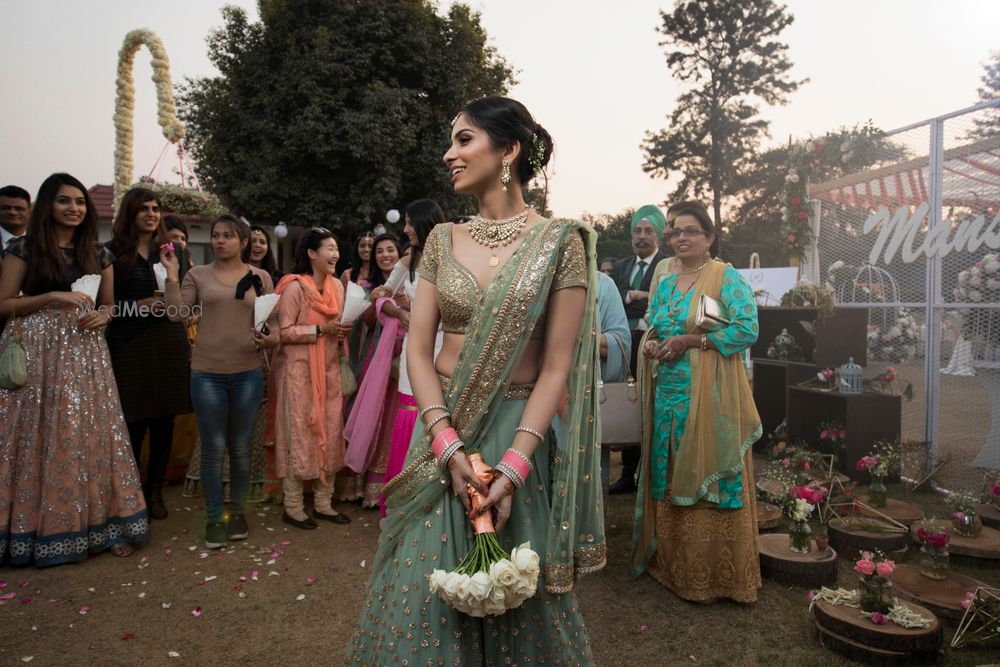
top-left (500, 449), bottom-right (532, 482)
top-left (432, 427), bottom-right (460, 459)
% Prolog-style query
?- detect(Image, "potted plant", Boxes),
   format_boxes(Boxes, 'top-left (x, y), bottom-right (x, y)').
top-left (855, 439), bottom-right (900, 508)
top-left (854, 550), bottom-right (896, 614)
top-left (785, 485), bottom-right (826, 553)
top-left (949, 491), bottom-right (983, 538)
top-left (914, 518), bottom-right (950, 580)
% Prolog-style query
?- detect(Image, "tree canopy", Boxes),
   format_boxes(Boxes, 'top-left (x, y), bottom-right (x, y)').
top-left (178, 0), bottom-right (514, 237)
top-left (642, 0), bottom-right (804, 226)
top-left (967, 49), bottom-right (1000, 140)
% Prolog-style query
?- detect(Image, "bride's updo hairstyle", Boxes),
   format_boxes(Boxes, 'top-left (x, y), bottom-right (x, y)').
top-left (460, 96), bottom-right (553, 185)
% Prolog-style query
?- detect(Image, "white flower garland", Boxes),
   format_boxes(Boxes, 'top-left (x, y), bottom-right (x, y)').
top-left (113, 28), bottom-right (185, 208)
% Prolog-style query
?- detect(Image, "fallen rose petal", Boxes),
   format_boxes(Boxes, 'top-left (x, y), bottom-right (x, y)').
top-left (360, 560), bottom-right (366, 568)
top-left (238, 591), bottom-right (246, 598)
top-left (47, 599), bottom-right (58, 604)
top-left (0, 580), bottom-right (5, 588)
top-left (1, 592), bottom-right (17, 600)
top-left (268, 571), bottom-right (279, 577)
top-left (138, 592), bottom-right (146, 599)
top-left (21, 657), bottom-right (33, 663)
top-left (164, 548), bottom-right (172, 556)
top-left (121, 632), bottom-right (135, 640)
top-left (191, 607), bottom-right (202, 617)
top-left (305, 576), bottom-right (317, 585)
top-left (330, 565), bottom-right (341, 572)
top-left (79, 606), bottom-right (91, 614)
top-left (296, 594), bottom-right (306, 601)
top-left (205, 576), bottom-right (217, 582)
top-left (161, 602), bottom-right (172, 609)
top-left (640, 624), bottom-right (649, 633)
top-left (167, 651), bottom-right (181, 658)
top-left (19, 581), bottom-right (29, 588)
top-left (233, 584), bottom-right (243, 591)
top-left (251, 571), bottom-right (259, 581)
top-left (239, 576), bottom-right (247, 582)
top-left (87, 587), bottom-right (96, 593)
top-left (21, 598), bottom-right (32, 604)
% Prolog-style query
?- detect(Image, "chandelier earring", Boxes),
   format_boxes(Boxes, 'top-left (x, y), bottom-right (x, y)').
top-left (500, 159), bottom-right (511, 192)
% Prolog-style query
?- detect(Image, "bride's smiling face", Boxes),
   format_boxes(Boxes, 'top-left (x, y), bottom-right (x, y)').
top-left (442, 113), bottom-right (505, 197)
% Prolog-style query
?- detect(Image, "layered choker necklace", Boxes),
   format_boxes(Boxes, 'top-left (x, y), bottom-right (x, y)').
top-left (468, 206), bottom-right (530, 266)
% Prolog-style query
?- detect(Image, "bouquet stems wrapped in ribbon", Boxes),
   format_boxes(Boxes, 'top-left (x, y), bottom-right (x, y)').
top-left (428, 453), bottom-right (540, 617)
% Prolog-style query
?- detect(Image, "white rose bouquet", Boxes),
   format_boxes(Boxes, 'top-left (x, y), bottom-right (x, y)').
top-left (428, 453), bottom-right (540, 616)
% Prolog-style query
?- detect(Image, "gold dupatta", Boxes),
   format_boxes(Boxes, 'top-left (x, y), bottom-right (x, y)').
top-left (631, 259), bottom-right (761, 574)
top-left (379, 220), bottom-right (605, 592)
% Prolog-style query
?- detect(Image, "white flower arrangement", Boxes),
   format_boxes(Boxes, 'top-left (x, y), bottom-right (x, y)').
top-left (114, 29), bottom-right (186, 208)
top-left (428, 542), bottom-right (539, 617)
top-left (788, 498), bottom-right (815, 522)
top-left (867, 309), bottom-right (920, 362)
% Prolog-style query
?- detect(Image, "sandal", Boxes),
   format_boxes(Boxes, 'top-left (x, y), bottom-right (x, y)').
top-left (110, 543), bottom-right (135, 558)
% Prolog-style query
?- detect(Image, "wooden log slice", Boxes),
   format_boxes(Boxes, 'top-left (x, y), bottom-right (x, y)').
top-left (828, 517), bottom-right (908, 555)
top-left (815, 622), bottom-right (937, 666)
top-left (977, 503), bottom-right (1000, 530)
top-left (892, 563), bottom-right (988, 622)
top-left (757, 503), bottom-right (782, 531)
top-left (758, 533), bottom-right (838, 587)
top-left (813, 598), bottom-right (941, 654)
top-left (855, 497), bottom-right (925, 526)
top-left (908, 518), bottom-right (1000, 559)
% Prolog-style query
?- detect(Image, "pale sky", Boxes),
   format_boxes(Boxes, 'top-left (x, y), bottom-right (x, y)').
top-left (1, 1), bottom-right (998, 219)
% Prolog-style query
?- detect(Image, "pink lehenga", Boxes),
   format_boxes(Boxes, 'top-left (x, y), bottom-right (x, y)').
top-left (0, 307), bottom-right (150, 566)
top-left (339, 297), bottom-right (404, 507)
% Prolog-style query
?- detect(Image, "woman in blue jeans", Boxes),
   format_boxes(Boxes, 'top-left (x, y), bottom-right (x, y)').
top-left (162, 214), bottom-right (278, 547)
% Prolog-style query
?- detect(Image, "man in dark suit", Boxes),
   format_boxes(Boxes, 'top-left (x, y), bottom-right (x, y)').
top-left (608, 204), bottom-right (668, 494)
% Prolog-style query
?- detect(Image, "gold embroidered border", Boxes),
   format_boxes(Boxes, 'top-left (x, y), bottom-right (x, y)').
top-left (543, 543), bottom-right (607, 593)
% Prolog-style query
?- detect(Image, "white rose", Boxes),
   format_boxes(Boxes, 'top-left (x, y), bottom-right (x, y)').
top-left (986, 279), bottom-right (1000, 291)
top-left (512, 573), bottom-right (537, 599)
top-left (841, 141), bottom-right (851, 152)
top-left (983, 256), bottom-right (1000, 272)
top-left (511, 544), bottom-right (541, 577)
top-left (969, 274), bottom-right (983, 287)
top-left (489, 559), bottom-right (519, 588)
top-left (428, 569), bottom-right (448, 594)
top-left (969, 290), bottom-right (984, 302)
top-left (443, 572), bottom-right (465, 602)
top-left (888, 327), bottom-right (901, 339)
top-left (467, 571), bottom-right (492, 601)
top-left (958, 270), bottom-right (970, 283)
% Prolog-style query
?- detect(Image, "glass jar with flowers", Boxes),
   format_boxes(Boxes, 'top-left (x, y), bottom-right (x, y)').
top-left (914, 518), bottom-right (951, 580)
top-left (786, 486), bottom-right (826, 553)
top-left (817, 419), bottom-right (847, 469)
top-left (854, 550), bottom-right (896, 614)
top-left (855, 439), bottom-right (900, 508)
top-left (949, 491), bottom-right (983, 538)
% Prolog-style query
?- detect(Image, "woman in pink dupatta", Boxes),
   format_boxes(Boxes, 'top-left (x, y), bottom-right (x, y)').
top-left (340, 234), bottom-right (405, 508)
top-left (270, 228), bottom-right (353, 529)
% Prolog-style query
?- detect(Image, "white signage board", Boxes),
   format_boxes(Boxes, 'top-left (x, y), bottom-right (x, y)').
top-left (737, 267), bottom-right (800, 306)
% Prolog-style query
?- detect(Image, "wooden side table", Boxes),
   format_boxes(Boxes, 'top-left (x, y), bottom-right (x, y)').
top-left (786, 387), bottom-right (901, 481)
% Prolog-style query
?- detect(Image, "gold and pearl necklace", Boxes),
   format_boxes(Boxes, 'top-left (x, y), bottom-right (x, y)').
top-left (468, 206), bottom-right (530, 266)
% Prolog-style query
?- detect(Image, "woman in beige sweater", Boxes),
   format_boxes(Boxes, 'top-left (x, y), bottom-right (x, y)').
top-left (161, 214), bottom-right (278, 548)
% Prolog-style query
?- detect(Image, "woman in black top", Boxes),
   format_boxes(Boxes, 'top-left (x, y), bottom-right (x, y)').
top-left (0, 172), bottom-right (149, 565)
top-left (106, 187), bottom-right (192, 519)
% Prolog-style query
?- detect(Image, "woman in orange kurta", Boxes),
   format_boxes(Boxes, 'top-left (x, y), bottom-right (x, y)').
top-left (270, 228), bottom-right (353, 528)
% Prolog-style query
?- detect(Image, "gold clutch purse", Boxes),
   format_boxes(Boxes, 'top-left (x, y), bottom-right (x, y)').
top-left (696, 294), bottom-right (729, 331)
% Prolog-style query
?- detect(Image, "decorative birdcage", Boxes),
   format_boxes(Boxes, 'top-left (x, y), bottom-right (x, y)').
top-left (831, 263), bottom-right (919, 363)
top-left (840, 357), bottom-right (863, 394)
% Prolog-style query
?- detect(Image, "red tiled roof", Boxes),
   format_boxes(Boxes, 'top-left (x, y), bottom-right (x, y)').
top-left (89, 184), bottom-right (115, 222)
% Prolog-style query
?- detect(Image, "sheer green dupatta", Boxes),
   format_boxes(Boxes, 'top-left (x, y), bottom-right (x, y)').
top-left (630, 260), bottom-right (762, 575)
top-left (379, 219), bottom-right (605, 594)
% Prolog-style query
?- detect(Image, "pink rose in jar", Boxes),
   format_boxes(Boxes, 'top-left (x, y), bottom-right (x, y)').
top-left (854, 559), bottom-right (875, 576)
top-left (875, 561), bottom-right (895, 578)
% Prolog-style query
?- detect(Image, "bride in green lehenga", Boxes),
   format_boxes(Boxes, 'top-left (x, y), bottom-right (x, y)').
top-left (344, 97), bottom-right (605, 666)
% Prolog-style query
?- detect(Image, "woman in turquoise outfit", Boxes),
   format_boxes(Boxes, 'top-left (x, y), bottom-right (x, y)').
top-left (631, 202), bottom-right (763, 603)
top-left (344, 97), bottom-right (604, 665)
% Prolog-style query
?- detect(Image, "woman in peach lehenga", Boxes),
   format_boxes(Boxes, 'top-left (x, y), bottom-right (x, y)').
top-left (0, 173), bottom-right (149, 566)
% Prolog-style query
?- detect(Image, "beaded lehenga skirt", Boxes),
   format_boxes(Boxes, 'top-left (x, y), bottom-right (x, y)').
top-left (0, 308), bottom-right (150, 566)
